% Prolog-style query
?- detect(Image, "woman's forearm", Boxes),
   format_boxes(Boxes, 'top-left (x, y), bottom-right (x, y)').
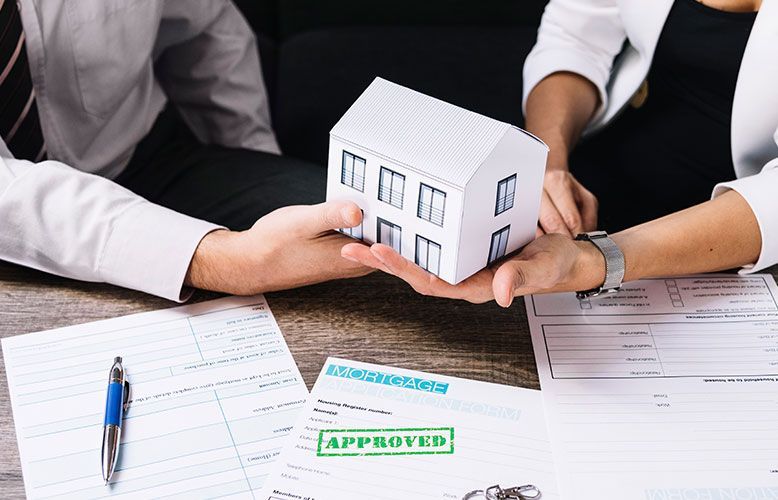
top-left (527, 77), bottom-right (760, 282)
top-left (611, 190), bottom-right (762, 282)
top-left (524, 72), bottom-right (600, 167)
top-left (525, 72), bottom-right (604, 235)
top-left (499, 190), bottom-right (764, 305)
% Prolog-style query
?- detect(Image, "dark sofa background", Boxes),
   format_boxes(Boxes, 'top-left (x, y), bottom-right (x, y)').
top-left (232, 0), bottom-right (548, 165)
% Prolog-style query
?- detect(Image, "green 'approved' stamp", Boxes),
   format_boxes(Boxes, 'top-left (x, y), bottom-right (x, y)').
top-left (317, 427), bottom-right (454, 457)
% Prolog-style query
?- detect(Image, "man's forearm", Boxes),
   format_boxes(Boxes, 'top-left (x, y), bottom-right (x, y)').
top-left (524, 72), bottom-right (600, 166)
top-left (611, 190), bottom-right (762, 283)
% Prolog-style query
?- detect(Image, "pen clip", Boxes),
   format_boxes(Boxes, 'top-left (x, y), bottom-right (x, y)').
top-left (122, 380), bottom-right (131, 413)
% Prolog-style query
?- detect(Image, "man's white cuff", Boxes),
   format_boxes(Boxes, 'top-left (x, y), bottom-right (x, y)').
top-left (99, 201), bottom-right (224, 302)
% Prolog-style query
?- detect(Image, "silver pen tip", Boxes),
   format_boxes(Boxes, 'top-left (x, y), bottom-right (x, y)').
top-left (104, 480), bottom-right (108, 486)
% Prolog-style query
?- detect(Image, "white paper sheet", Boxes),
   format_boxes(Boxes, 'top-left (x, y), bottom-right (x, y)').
top-left (525, 275), bottom-right (778, 499)
top-left (261, 357), bottom-right (559, 500)
top-left (2, 295), bottom-right (308, 499)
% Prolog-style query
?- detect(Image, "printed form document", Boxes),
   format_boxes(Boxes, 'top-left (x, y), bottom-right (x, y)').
top-left (526, 275), bottom-right (778, 500)
top-left (2, 295), bottom-right (308, 499)
top-left (261, 358), bottom-right (559, 500)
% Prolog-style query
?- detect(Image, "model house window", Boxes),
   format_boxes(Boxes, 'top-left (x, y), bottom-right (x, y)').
top-left (495, 174), bottom-right (517, 215)
top-left (488, 225), bottom-right (510, 264)
top-left (339, 210), bottom-right (363, 240)
top-left (341, 151), bottom-right (366, 192)
top-left (415, 235), bottom-right (441, 276)
top-left (417, 184), bottom-right (446, 226)
top-left (377, 217), bottom-right (402, 253)
top-left (378, 167), bottom-right (405, 209)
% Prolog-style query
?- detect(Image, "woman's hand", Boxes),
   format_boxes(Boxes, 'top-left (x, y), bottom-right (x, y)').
top-left (539, 164), bottom-right (599, 236)
top-left (341, 234), bottom-right (605, 307)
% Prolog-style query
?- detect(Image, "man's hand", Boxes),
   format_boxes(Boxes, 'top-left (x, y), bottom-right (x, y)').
top-left (341, 234), bottom-right (604, 307)
top-left (185, 201), bottom-right (373, 295)
top-left (539, 164), bottom-right (598, 236)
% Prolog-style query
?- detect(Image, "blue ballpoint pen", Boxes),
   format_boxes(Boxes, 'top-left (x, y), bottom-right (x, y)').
top-left (102, 356), bottom-right (130, 485)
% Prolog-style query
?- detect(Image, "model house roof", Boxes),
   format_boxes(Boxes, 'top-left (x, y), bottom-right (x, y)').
top-left (330, 78), bottom-right (514, 188)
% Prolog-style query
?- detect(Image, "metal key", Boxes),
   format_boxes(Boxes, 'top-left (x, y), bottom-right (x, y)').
top-left (462, 484), bottom-right (542, 500)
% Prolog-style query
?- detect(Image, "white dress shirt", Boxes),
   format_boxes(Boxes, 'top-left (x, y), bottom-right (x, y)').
top-left (0, 0), bottom-right (279, 301)
top-left (523, 0), bottom-right (778, 273)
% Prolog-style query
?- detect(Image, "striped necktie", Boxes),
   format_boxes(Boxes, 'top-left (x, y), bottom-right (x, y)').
top-left (0, 0), bottom-right (45, 161)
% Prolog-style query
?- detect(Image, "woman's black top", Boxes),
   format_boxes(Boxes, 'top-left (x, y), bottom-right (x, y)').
top-left (569, 0), bottom-right (757, 232)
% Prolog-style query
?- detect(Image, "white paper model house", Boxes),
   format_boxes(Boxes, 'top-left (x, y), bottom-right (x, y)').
top-left (326, 77), bottom-right (548, 284)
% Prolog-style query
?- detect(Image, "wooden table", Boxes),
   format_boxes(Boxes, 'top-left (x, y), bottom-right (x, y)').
top-left (0, 261), bottom-right (539, 498)
top-left (1, 262), bottom-right (775, 498)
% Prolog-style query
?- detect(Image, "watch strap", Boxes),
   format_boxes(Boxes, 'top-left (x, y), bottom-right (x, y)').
top-left (574, 231), bottom-right (625, 299)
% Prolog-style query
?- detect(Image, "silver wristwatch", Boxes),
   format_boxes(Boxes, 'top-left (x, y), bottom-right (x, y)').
top-left (574, 231), bottom-right (625, 299)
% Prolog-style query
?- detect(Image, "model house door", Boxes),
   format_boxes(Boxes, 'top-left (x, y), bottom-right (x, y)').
top-left (488, 225), bottom-right (510, 264)
top-left (377, 218), bottom-right (402, 253)
top-left (415, 235), bottom-right (441, 276)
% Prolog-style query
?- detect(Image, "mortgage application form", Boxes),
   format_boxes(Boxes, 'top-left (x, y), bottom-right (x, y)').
top-left (261, 358), bottom-right (559, 500)
top-left (2, 295), bottom-right (308, 499)
top-left (526, 275), bottom-right (778, 499)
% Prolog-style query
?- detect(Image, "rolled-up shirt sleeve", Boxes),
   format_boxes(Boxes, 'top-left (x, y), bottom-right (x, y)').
top-left (522, 0), bottom-right (626, 122)
top-left (712, 158), bottom-right (778, 274)
top-left (0, 156), bottom-right (222, 301)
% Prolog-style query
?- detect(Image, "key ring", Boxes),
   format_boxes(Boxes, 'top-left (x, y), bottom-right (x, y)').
top-left (462, 484), bottom-right (542, 500)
